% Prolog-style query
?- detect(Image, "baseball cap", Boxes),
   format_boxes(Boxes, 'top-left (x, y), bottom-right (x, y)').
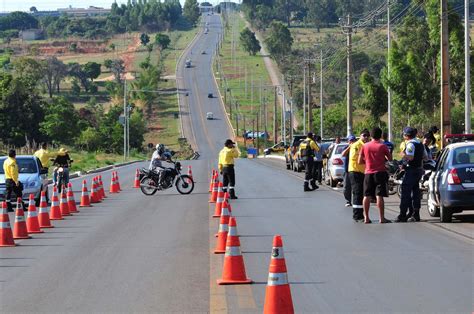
top-left (403, 127), bottom-right (417, 137)
top-left (347, 135), bottom-right (356, 142)
top-left (225, 139), bottom-right (235, 146)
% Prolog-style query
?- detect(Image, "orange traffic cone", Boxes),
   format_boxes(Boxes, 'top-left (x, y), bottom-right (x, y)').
top-left (13, 198), bottom-right (30, 239)
top-left (49, 187), bottom-right (63, 220)
top-left (217, 217), bottom-right (252, 285)
top-left (133, 169), bottom-right (140, 188)
top-left (110, 173), bottom-right (119, 193)
top-left (263, 235), bottom-right (294, 314)
top-left (79, 180), bottom-right (91, 207)
top-left (188, 165), bottom-right (194, 181)
top-left (214, 203), bottom-right (231, 253)
top-left (115, 171), bottom-right (122, 191)
top-left (67, 183), bottom-right (79, 213)
top-left (0, 201), bottom-right (15, 246)
top-left (209, 170), bottom-right (216, 193)
top-left (26, 194), bottom-right (43, 234)
top-left (209, 181), bottom-right (221, 203)
top-left (99, 175), bottom-right (106, 199)
top-left (59, 187), bottom-right (71, 216)
top-left (212, 183), bottom-right (225, 217)
top-left (38, 191), bottom-right (53, 228)
top-left (90, 178), bottom-right (100, 203)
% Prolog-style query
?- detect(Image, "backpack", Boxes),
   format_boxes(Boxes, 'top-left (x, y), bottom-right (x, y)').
top-left (300, 139), bottom-right (315, 161)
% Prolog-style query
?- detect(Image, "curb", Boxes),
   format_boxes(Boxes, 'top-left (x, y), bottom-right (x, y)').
top-left (257, 155), bottom-right (286, 161)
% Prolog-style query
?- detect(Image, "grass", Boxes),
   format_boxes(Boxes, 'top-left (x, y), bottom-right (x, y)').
top-left (215, 13), bottom-right (278, 147)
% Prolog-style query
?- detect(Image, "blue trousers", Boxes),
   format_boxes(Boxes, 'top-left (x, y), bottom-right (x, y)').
top-left (398, 168), bottom-right (424, 220)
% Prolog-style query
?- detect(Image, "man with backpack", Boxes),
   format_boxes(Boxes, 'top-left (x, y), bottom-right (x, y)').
top-left (298, 132), bottom-right (320, 192)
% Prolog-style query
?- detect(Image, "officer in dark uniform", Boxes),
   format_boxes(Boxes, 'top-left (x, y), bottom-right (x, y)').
top-left (396, 127), bottom-right (428, 222)
top-left (298, 132), bottom-right (320, 191)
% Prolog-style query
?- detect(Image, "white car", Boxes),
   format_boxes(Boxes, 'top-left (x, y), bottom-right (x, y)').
top-left (206, 112), bottom-right (214, 120)
top-left (323, 143), bottom-right (348, 187)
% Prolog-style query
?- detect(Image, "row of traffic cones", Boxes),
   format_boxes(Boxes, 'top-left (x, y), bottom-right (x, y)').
top-left (1, 172), bottom-right (123, 247)
top-left (209, 168), bottom-right (294, 313)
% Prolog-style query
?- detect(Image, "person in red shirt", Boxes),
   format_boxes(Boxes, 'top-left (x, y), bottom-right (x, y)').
top-left (358, 127), bottom-right (392, 223)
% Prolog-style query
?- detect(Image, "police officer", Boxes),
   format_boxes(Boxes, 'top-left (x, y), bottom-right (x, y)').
top-left (396, 127), bottom-right (428, 222)
top-left (298, 132), bottom-right (320, 191)
top-left (218, 139), bottom-right (241, 199)
top-left (3, 149), bottom-right (21, 212)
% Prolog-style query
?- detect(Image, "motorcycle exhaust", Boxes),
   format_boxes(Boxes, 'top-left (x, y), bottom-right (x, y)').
top-left (140, 184), bottom-right (159, 189)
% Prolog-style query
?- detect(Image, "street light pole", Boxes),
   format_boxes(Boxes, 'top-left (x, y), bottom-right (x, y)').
top-left (319, 49), bottom-right (323, 139)
top-left (123, 79), bottom-right (127, 162)
top-left (465, 0), bottom-right (471, 133)
top-left (387, 0), bottom-right (393, 141)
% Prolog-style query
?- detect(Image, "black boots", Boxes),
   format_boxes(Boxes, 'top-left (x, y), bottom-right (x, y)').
top-left (304, 182), bottom-right (311, 192)
top-left (229, 189), bottom-right (238, 199)
top-left (310, 179), bottom-right (319, 190)
top-left (408, 209), bottom-right (420, 222)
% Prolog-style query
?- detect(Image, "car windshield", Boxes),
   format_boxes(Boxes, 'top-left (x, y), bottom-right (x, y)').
top-left (452, 146), bottom-right (474, 164)
top-left (335, 144), bottom-right (349, 154)
top-left (0, 158), bottom-right (37, 174)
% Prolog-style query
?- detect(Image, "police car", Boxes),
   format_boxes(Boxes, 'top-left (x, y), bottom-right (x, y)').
top-left (427, 135), bottom-right (474, 222)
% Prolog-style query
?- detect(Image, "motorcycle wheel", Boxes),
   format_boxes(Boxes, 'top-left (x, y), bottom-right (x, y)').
top-left (140, 176), bottom-right (158, 195)
top-left (175, 175), bottom-right (194, 195)
top-left (397, 184), bottom-right (402, 198)
top-left (388, 181), bottom-right (397, 195)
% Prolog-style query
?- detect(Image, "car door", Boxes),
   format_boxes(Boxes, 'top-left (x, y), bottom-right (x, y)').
top-left (433, 148), bottom-right (449, 204)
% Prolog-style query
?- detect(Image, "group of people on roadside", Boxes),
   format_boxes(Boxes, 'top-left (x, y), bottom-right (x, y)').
top-left (3, 143), bottom-right (72, 212)
top-left (342, 126), bottom-right (434, 224)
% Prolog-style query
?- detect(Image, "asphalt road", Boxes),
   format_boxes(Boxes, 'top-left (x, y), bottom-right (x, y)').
top-left (1, 14), bottom-right (473, 313)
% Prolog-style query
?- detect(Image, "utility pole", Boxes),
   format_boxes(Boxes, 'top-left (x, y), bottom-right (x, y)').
top-left (308, 60), bottom-right (313, 131)
top-left (303, 63), bottom-right (307, 134)
top-left (342, 14), bottom-right (354, 137)
top-left (465, 0), bottom-right (471, 133)
top-left (441, 0), bottom-right (451, 144)
top-left (274, 86), bottom-right (278, 143)
top-left (319, 50), bottom-right (323, 139)
top-left (283, 88), bottom-right (287, 143)
top-left (123, 79), bottom-right (127, 162)
top-left (387, 0), bottom-right (393, 141)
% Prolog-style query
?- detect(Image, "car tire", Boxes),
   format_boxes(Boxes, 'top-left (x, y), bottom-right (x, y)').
top-left (440, 204), bottom-right (452, 223)
top-left (427, 193), bottom-right (440, 217)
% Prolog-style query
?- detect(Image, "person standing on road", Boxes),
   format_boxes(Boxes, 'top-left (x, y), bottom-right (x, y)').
top-left (313, 135), bottom-right (324, 185)
top-left (3, 150), bottom-right (21, 212)
top-left (382, 132), bottom-right (394, 155)
top-left (430, 125), bottom-right (441, 151)
top-left (299, 132), bottom-right (320, 191)
top-left (34, 142), bottom-right (52, 171)
top-left (218, 139), bottom-right (241, 199)
top-left (358, 127), bottom-right (392, 224)
top-left (342, 135), bottom-right (357, 207)
top-left (396, 127), bottom-right (428, 222)
top-left (348, 129), bottom-right (370, 221)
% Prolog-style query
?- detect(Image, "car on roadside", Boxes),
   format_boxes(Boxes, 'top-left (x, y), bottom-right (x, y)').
top-left (284, 135), bottom-right (305, 170)
top-left (201, 50), bottom-right (206, 54)
top-left (0, 155), bottom-right (49, 206)
top-left (206, 112), bottom-right (214, 120)
top-left (208, 93), bottom-right (213, 98)
top-left (263, 141), bottom-right (285, 155)
top-left (322, 142), bottom-right (349, 187)
top-left (427, 138), bottom-right (474, 222)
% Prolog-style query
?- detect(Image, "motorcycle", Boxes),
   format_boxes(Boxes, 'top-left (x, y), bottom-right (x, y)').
top-left (395, 160), bottom-right (436, 198)
top-left (139, 158), bottom-right (194, 195)
top-left (386, 160), bottom-right (402, 195)
top-left (51, 159), bottom-right (73, 194)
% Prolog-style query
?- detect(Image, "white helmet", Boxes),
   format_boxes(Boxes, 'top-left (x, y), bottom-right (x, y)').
top-left (156, 143), bottom-right (165, 153)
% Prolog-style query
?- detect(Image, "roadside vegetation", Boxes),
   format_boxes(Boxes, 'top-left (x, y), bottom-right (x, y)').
top-left (0, 0), bottom-right (200, 169)
top-left (240, 0), bottom-right (472, 143)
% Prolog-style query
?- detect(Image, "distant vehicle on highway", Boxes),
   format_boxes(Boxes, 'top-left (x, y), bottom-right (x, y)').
top-left (207, 93), bottom-right (213, 98)
top-left (264, 141), bottom-right (285, 155)
top-left (243, 131), bottom-right (269, 140)
top-left (284, 135), bottom-right (305, 170)
top-left (323, 142), bottom-right (349, 187)
top-left (185, 59), bottom-right (191, 68)
top-left (201, 50), bottom-right (206, 54)
top-left (204, 28), bottom-right (209, 34)
top-left (0, 155), bottom-right (49, 205)
top-left (427, 139), bottom-right (474, 222)
top-left (206, 112), bottom-right (214, 120)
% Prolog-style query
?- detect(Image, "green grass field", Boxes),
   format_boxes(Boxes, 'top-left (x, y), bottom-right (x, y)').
top-left (215, 13), bottom-right (278, 142)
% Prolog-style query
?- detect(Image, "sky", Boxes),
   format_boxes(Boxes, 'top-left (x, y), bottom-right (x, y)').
top-left (0, 0), bottom-right (220, 12)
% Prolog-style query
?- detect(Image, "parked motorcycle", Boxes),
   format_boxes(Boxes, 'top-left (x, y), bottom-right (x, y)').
top-left (395, 160), bottom-right (436, 198)
top-left (386, 160), bottom-right (402, 195)
top-left (139, 159), bottom-right (194, 195)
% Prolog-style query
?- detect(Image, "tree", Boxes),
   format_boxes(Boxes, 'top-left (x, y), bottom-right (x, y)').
top-left (104, 59), bottom-right (125, 84)
top-left (40, 97), bottom-right (79, 145)
top-left (0, 11), bottom-right (39, 31)
top-left (183, 0), bottom-right (200, 26)
top-left (264, 21), bottom-right (293, 58)
top-left (358, 71), bottom-right (387, 127)
top-left (140, 33), bottom-right (150, 46)
top-left (29, 6), bottom-right (38, 13)
top-left (155, 33), bottom-right (171, 50)
top-left (83, 62), bottom-right (101, 82)
top-left (42, 57), bottom-right (68, 98)
top-left (68, 62), bottom-right (101, 92)
top-left (239, 27), bottom-right (261, 56)
top-left (12, 57), bottom-right (43, 83)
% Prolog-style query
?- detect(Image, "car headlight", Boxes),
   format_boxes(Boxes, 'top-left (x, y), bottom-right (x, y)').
top-left (25, 181), bottom-right (38, 188)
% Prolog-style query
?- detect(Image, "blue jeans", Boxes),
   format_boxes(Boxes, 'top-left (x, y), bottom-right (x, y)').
top-left (53, 167), bottom-right (70, 187)
top-left (398, 168), bottom-right (424, 220)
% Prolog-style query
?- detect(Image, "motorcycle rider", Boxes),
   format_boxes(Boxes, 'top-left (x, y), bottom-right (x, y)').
top-left (299, 132), bottom-right (320, 191)
top-left (396, 127), bottom-right (428, 223)
top-left (218, 139), bottom-right (241, 199)
top-left (52, 148), bottom-right (72, 189)
top-left (3, 149), bottom-right (22, 212)
top-left (149, 144), bottom-right (172, 185)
